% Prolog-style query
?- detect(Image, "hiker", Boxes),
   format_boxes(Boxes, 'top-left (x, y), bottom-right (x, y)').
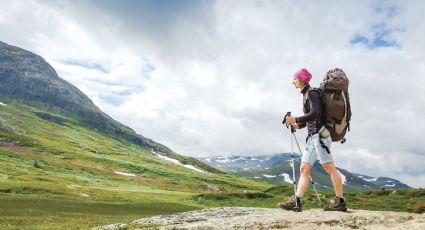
top-left (279, 68), bottom-right (347, 212)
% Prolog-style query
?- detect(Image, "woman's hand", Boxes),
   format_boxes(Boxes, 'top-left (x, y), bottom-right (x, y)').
top-left (291, 123), bottom-right (299, 130)
top-left (285, 116), bottom-right (299, 130)
top-left (286, 116), bottom-right (297, 125)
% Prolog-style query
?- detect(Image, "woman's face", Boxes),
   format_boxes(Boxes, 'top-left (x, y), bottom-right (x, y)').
top-left (292, 77), bottom-right (304, 89)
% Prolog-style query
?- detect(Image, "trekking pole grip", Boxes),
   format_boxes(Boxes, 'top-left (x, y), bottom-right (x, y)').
top-left (282, 111), bottom-right (295, 133)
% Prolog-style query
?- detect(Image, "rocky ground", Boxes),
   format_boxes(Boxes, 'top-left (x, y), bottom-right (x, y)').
top-left (96, 207), bottom-right (425, 230)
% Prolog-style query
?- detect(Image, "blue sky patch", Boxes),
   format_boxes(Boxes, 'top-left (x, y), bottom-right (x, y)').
top-left (62, 59), bottom-right (110, 73)
top-left (99, 94), bottom-right (125, 106)
top-left (351, 3), bottom-right (404, 49)
top-left (142, 62), bottom-right (156, 77)
top-left (373, 2), bottom-right (400, 18)
top-left (350, 22), bottom-right (403, 49)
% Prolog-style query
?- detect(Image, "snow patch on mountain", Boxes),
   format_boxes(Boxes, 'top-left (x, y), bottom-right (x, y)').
top-left (216, 156), bottom-right (231, 163)
top-left (280, 173), bottom-right (294, 183)
top-left (152, 151), bottom-right (206, 173)
top-left (359, 175), bottom-right (378, 182)
top-left (114, 171), bottom-right (136, 177)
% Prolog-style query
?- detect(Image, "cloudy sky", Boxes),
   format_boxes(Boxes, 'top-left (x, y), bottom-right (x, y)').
top-left (1, 0), bottom-right (424, 188)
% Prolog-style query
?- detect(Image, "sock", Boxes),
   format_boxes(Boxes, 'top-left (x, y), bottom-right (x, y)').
top-left (295, 194), bottom-right (303, 203)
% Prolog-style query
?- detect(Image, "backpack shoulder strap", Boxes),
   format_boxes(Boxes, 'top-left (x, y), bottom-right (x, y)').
top-left (308, 87), bottom-right (325, 127)
top-left (308, 87), bottom-right (322, 95)
top-left (307, 87), bottom-right (323, 101)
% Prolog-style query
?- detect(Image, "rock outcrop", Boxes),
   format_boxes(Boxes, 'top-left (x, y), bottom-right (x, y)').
top-left (96, 207), bottom-right (425, 230)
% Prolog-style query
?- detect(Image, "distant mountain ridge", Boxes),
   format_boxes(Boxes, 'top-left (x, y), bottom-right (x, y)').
top-left (198, 154), bottom-right (410, 191)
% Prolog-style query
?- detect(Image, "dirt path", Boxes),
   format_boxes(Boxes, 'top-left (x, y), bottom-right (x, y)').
top-left (96, 207), bottom-right (425, 230)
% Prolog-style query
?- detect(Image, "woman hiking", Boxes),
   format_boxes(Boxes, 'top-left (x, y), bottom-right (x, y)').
top-left (278, 68), bottom-right (347, 212)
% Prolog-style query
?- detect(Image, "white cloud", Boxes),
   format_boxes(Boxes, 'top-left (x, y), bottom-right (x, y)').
top-left (1, 0), bottom-right (425, 187)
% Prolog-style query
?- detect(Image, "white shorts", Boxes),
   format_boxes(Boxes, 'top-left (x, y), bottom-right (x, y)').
top-left (301, 133), bottom-right (334, 166)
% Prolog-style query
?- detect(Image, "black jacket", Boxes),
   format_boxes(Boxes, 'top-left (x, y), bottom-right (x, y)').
top-left (296, 84), bottom-right (323, 135)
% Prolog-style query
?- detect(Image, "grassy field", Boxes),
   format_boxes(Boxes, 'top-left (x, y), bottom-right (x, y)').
top-left (1, 186), bottom-right (424, 229)
top-left (0, 102), bottom-right (271, 229)
top-left (193, 186), bottom-right (425, 213)
top-left (1, 102), bottom-right (424, 229)
top-left (0, 195), bottom-right (199, 229)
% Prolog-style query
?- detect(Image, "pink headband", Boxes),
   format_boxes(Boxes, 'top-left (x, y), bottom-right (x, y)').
top-left (294, 68), bottom-right (312, 84)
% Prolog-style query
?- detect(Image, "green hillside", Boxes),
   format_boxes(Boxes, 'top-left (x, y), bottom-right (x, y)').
top-left (0, 40), bottom-right (273, 229)
top-left (2, 101), bottom-right (424, 229)
top-left (0, 101), bottom-right (272, 228)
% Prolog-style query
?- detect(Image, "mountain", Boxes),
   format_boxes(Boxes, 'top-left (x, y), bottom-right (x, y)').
top-left (199, 154), bottom-right (294, 172)
top-left (2, 41), bottom-right (419, 229)
top-left (197, 154), bottom-right (410, 191)
top-left (0, 41), bottom-right (222, 174)
top-left (0, 41), bottom-right (278, 227)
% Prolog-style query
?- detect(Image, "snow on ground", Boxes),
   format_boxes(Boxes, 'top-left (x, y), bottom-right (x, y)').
top-left (338, 170), bottom-right (347, 184)
top-left (216, 156), bottom-right (230, 163)
top-left (182, 164), bottom-right (206, 173)
top-left (280, 173), bottom-right (294, 183)
top-left (263, 174), bottom-right (276, 178)
top-left (385, 183), bottom-right (396, 187)
top-left (114, 171), bottom-right (136, 177)
top-left (0, 101), bottom-right (6, 106)
top-left (205, 158), bottom-right (211, 163)
top-left (359, 175), bottom-right (378, 182)
top-left (152, 151), bottom-right (207, 173)
top-left (66, 184), bottom-right (80, 189)
top-left (231, 157), bottom-right (247, 162)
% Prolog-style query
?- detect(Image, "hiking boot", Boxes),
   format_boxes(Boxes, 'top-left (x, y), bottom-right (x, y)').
top-left (324, 196), bottom-right (347, 212)
top-left (278, 195), bottom-right (302, 212)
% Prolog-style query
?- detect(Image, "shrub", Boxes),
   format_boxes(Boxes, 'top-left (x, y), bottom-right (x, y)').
top-left (376, 189), bottom-right (391, 196)
top-left (411, 204), bottom-right (425, 214)
top-left (194, 192), bottom-right (273, 201)
top-left (33, 160), bottom-right (41, 168)
top-left (409, 189), bottom-right (425, 197)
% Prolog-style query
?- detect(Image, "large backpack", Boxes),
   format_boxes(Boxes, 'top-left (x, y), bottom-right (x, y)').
top-left (314, 68), bottom-right (351, 143)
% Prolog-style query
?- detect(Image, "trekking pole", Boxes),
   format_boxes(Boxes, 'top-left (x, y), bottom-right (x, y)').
top-left (283, 112), bottom-right (298, 207)
top-left (290, 129), bottom-right (297, 197)
top-left (292, 132), bottom-right (324, 209)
